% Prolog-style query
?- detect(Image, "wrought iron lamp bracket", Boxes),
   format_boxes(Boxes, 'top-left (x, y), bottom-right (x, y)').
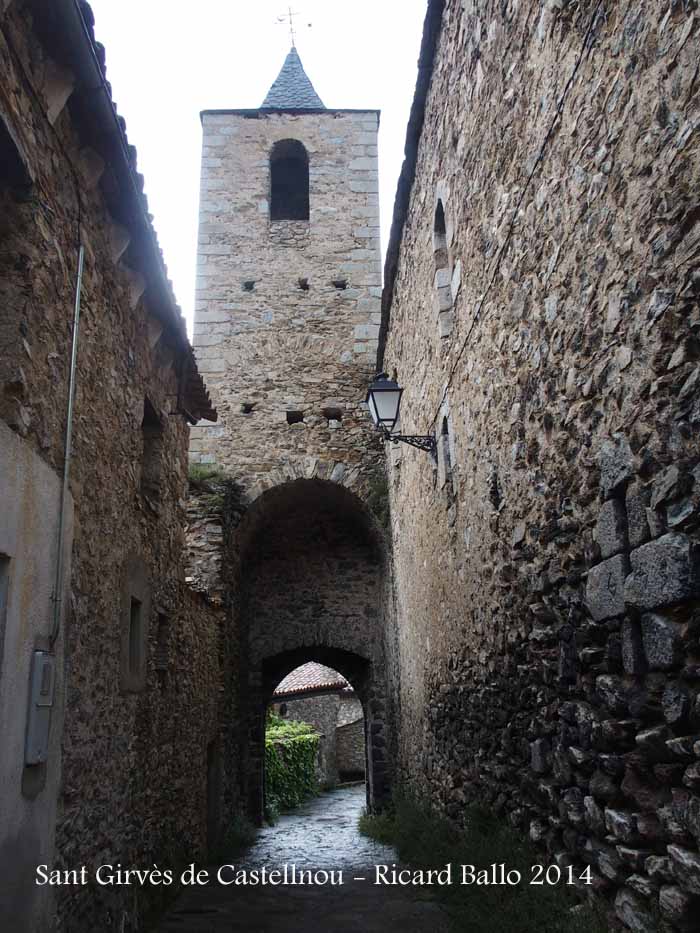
top-left (381, 429), bottom-right (437, 458)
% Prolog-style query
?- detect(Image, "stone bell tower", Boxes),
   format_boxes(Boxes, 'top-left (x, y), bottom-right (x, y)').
top-left (189, 47), bottom-right (382, 496)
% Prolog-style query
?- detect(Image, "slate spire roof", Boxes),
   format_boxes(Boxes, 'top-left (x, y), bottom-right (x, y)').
top-left (261, 47), bottom-right (325, 110)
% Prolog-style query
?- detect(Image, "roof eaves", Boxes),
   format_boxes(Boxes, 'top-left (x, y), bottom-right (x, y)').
top-left (29, 0), bottom-right (216, 423)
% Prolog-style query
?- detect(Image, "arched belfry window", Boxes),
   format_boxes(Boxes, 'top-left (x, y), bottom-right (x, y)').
top-left (270, 139), bottom-right (309, 221)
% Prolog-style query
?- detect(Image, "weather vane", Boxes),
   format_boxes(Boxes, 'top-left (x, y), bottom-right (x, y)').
top-left (276, 6), bottom-right (312, 47)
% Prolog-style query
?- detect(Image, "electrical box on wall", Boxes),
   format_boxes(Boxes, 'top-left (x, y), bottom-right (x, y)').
top-left (25, 650), bottom-right (55, 765)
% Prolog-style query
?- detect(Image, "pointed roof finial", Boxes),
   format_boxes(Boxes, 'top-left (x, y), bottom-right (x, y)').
top-left (261, 47), bottom-right (325, 110)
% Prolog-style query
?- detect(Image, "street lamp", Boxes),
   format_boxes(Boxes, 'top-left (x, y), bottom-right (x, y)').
top-left (365, 373), bottom-right (437, 456)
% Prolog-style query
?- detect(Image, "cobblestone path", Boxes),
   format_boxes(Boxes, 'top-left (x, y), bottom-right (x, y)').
top-left (155, 784), bottom-right (448, 932)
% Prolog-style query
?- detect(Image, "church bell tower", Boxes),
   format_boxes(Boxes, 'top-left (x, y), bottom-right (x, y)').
top-left (189, 47), bottom-right (382, 495)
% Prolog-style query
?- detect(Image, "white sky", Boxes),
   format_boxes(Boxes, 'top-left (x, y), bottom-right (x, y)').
top-left (88, 0), bottom-right (427, 334)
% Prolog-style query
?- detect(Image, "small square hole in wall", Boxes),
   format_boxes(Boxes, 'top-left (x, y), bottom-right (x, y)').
top-left (322, 407), bottom-right (343, 422)
top-left (298, 277), bottom-right (310, 291)
top-left (241, 402), bottom-right (255, 414)
top-left (286, 410), bottom-right (304, 425)
top-left (242, 280), bottom-right (255, 292)
top-left (332, 279), bottom-right (347, 290)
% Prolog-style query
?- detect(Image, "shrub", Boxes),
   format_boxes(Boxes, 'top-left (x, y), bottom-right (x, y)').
top-left (265, 716), bottom-right (319, 815)
top-left (359, 795), bottom-right (607, 933)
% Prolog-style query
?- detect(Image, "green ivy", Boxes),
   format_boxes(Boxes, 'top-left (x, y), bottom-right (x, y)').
top-left (265, 717), bottom-right (319, 816)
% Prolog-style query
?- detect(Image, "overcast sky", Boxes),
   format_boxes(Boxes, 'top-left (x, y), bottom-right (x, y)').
top-left (88, 0), bottom-right (427, 333)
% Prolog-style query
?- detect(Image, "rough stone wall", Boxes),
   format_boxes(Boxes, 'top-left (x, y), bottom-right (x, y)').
top-left (337, 718), bottom-right (366, 778)
top-left (381, 1), bottom-right (700, 929)
top-left (0, 5), bottom-right (224, 932)
top-left (189, 107), bottom-right (385, 504)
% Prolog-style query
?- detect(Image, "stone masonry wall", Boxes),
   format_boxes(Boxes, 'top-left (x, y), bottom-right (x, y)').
top-left (381, 1), bottom-right (700, 929)
top-left (189, 107), bottom-right (385, 503)
top-left (337, 717), bottom-right (366, 778)
top-left (0, 5), bottom-right (224, 932)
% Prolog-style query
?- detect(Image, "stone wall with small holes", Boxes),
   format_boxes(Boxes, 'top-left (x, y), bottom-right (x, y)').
top-left (381, 1), bottom-right (700, 930)
top-left (189, 108), bottom-right (386, 501)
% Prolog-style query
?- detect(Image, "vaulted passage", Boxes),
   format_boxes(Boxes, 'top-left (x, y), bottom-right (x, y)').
top-left (232, 479), bottom-right (391, 823)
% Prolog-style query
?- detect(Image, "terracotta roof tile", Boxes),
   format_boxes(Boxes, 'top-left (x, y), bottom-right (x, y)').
top-left (274, 662), bottom-right (348, 697)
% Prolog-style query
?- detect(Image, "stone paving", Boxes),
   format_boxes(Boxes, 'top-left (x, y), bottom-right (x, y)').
top-left (155, 785), bottom-right (448, 932)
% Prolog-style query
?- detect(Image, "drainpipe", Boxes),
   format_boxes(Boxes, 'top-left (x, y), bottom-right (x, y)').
top-left (49, 244), bottom-right (84, 650)
top-left (26, 245), bottom-right (84, 766)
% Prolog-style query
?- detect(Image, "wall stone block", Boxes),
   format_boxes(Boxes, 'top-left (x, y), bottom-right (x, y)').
top-left (596, 498), bottom-right (628, 559)
top-left (586, 554), bottom-right (629, 621)
top-left (625, 535), bottom-right (700, 612)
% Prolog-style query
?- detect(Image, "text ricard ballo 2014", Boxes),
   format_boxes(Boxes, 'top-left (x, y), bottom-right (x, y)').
top-left (36, 862), bottom-right (593, 888)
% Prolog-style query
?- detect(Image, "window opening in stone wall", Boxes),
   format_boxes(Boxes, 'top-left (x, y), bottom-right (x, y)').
top-left (332, 279), bottom-right (347, 290)
top-left (0, 555), bottom-right (10, 686)
top-left (0, 116), bottom-right (31, 196)
top-left (298, 277), bottom-right (310, 291)
top-left (270, 139), bottom-right (309, 221)
top-left (128, 597), bottom-right (143, 681)
top-left (154, 613), bottom-right (169, 686)
top-left (434, 198), bottom-right (455, 338)
top-left (241, 401), bottom-right (255, 414)
top-left (141, 398), bottom-right (163, 502)
top-left (322, 407), bottom-right (343, 423)
top-left (434, 199), bottom-right (453, 313)
top-left (286, 410), bottom-right (304, 425)
top-left (242, 280), bottom-right (255, 292)
top-left (439, 417), bottom-right (453, 488)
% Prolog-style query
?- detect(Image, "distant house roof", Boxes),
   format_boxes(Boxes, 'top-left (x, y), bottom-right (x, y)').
top-left (261, 47), bottom-right (326, 110)
top-left (274, 662), bottom-right (349, 698)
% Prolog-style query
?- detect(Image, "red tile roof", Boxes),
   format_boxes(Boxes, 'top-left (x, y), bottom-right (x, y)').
top-left (274, 662), bottom-right (348, 698)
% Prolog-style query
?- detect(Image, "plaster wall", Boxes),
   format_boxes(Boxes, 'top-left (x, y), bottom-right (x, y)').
top-left (0, 421), bottom-right (73, 933)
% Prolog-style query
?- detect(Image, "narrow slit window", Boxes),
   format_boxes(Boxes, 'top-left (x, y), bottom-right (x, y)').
top-left (141, 398), bottom-right (163, 501)
top-left (270, 139), bottom-right (309, 221)
top-left (298, 277), bottom-right (310, 291)
top-left (128, 597), bottom-right (143, 679)
top-left (0, 555), bottom-right (10, 684)
top-left (438, 416), bottom-right (454, 492)
top-left (434, 198), bottom-right (453, 328)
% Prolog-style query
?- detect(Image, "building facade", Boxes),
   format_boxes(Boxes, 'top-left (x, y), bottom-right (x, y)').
top-left (380, 1), bottom-right (700, 930)
top-left (0, 3), bottom-right (222, 931)
top-left (187, 47), bottom-right (396, 823)
top-left (189, 46), bottom-right (383, 503)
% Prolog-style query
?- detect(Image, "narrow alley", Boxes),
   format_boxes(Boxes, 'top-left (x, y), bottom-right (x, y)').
top-left (156, 786), bottom-right (448, 932)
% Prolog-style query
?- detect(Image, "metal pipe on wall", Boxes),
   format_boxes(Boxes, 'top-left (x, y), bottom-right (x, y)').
top-left (49, 244), bottom-right (84, 650)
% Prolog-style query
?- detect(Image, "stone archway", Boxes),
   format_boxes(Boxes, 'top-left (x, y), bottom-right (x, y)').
top-left (233, 479), bottom-right (391, 823)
